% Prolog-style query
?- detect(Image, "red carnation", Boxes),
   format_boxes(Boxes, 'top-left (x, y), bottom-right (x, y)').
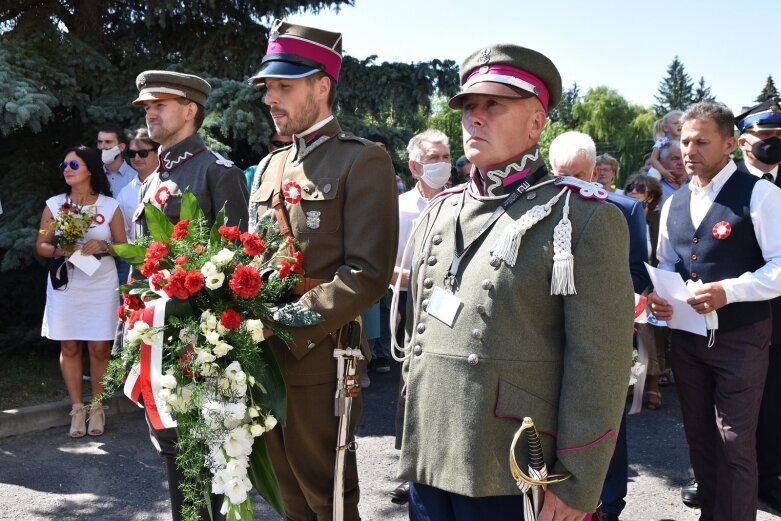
top-left (117, 304), bottom-right (128, 321)
top-left (128, 309), bottom-right (145, 329)
top-left (278, 259), bottom-right (292, 279)
top-left (219, 225), bottom-right (241, 240)
top-left (184, 270), bottom-right (205, 295)
top-left (164, 269), bottom-right (190, 300)
top-left (194, 243), bottom-right (205, 254)
top-left (150, 271), bottom-right (166, 291)
top-left (240, 232), bottom-right (266, 256)
top-left (229, 265), bottom-right (262, 298)
top-left (172, 219), bottom-right (190, 240)
top-left (175, 255), bottom-right (189, 266)
top-left (140, 257), bottom-right (160, 277)
top-left (180, 345), bottom-right (196, 378)
top-left (220, 309), bottom-right (242, 329)
top-left (292, 250), bottom-right (304, 273)
top-left (123, 293), bottom-right (144, 311)
top-left (147, 242), bottom-right (170, 260)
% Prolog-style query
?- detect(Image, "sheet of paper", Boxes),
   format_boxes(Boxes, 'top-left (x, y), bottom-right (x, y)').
top-left (68, 249), bottom-right (102, 276)
top-left (645, 262), bottom-right (706, 336)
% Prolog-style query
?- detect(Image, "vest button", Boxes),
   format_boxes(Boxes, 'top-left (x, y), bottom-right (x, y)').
top-left (417, 323), bottom-right (426, 334)
top-left (691, 254), bottom-right (698, 261)
top-left (692, 237), bottom-right (699, 244)
top-left (691, 272), bottom-right (698, 279)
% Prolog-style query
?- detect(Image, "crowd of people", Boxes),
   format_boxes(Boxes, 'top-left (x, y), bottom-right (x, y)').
top-left (29, 16), bottom-right (781, 521)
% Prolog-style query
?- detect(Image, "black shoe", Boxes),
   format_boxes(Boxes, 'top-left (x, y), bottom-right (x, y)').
top-left (390, 481), bottom-right (409, 504)
top-left (375, 357), bottom-right (391, 373)
top-left (601, 514), bottom-right (620, 521)
top-left (759, 477), bottom-right (781, 513)
top-left (681, 478), bottom-right (699, 508)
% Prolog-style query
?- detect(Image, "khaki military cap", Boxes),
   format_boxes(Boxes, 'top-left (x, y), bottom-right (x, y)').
top-left (449, 44), bottom-right (562, 113)
top-left (132, 70), bottom-right (211, 107)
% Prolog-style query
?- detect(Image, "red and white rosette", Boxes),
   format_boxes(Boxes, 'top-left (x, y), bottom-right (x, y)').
top-left (92, 213), bottom-right (105, 225)
top-left (154, 185), bottom-right (172, 206)
top-left (712, 220), bottom-right (731, 240)
top-left (124, 300), bottom-right (177, 430)
top-left (282, 179), bottom-right (302, 204)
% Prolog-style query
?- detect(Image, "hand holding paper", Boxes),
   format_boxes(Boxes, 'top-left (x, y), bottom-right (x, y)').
top-left (645, 263), bottom-right (707, 336)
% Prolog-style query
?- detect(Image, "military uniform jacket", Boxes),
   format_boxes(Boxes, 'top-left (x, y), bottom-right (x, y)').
top-left (248, 118), bottom-right (399, 386)
top-left (135, 134), bottom-right (249, 235)
top-left (397, 174), bottom-right (634, 512)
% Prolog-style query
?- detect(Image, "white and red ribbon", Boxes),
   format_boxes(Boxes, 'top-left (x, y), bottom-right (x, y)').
top-left (124, 300), bottom-right (177, 430)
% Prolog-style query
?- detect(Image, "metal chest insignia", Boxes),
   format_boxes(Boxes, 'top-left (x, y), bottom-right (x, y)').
top-left (306, 210), bottom-right (321, 229)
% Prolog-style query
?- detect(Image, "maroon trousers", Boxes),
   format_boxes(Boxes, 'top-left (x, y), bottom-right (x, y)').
top-left (671, 320), bottom-right (770, 521)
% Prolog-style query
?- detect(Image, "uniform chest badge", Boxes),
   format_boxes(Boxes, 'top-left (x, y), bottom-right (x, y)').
top-left (712, 220), bottom-right (731, 239)
top-left (154, 185), bottom-right (171, 206)
top-left (282, 180), bottom-right (303, 204)
top-left (306, 211), bottom-right (321, 229)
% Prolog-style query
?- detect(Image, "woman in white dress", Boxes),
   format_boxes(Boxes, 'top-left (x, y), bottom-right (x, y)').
top-left (36, 146), bottom-right (127, 437)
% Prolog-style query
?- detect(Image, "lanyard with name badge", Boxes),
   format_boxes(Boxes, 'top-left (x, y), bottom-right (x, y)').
top-left (445, 167), bottom-right (547, 290)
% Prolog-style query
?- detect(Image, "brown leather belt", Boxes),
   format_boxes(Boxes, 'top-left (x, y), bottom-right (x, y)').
top-left (291, 277), bottom-right (329, 296)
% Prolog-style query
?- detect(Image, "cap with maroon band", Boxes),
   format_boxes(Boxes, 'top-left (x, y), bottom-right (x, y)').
top-left (248, 19), bottom-right (343, 86)
top-left (448, 44), bottom-right (562, 113)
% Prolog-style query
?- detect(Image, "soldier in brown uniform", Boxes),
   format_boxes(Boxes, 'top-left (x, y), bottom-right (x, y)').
top-left (247, 20), bottom-right (398, 520)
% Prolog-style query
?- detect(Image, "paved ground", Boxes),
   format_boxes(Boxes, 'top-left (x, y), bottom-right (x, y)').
top-left (0, 363), bottom-right (778, 520)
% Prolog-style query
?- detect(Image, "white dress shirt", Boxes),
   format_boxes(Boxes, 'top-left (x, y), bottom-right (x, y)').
top-left (743, 161), bottom-right (779, 182)
top-left (657, 160), bottom-right (781, 303)
top-left (394, 186), bottom-right (431, 291)
top-left (116, 176), bottom-right (143, 242)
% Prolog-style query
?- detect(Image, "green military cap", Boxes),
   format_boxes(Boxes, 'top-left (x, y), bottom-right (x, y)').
top-left (449, 44), bottom-right (562, 113)
top-left (248, 19), bottom-right (343, 85)
top-left (132, 70), bottom-right (211, 107)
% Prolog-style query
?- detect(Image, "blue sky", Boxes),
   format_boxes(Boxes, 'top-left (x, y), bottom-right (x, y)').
top-left (287, 0), bottom-right (778, 114)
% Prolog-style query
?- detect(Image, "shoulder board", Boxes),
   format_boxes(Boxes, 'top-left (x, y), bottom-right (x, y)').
top-left (552, 176), bottom-right (608, 201)
top-left (336, 132), bottom-right (372, 146)
top-left (210, 151), bottom-right (235, 168)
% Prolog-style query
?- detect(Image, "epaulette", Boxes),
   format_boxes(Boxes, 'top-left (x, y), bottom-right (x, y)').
top-left (336, 131), bottom-right (372, 146)
top-left (210, 151), bottom-right (235, 168)
top-left (552, 176), bottom-right (608, 201)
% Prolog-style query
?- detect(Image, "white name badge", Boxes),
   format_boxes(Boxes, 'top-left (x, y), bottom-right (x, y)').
top-left (426, 286), bottom-right (462, 327)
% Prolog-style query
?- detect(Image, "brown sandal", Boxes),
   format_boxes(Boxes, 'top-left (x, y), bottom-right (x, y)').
top-left (70, 404), bottom-right (87, 438)
top-left (87, 403), bottom-right (106, 436)
top-left (645, 390), bottom-right (662, 410)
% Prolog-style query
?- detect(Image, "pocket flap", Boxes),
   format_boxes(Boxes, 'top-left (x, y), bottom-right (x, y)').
top-left (250, 181), bottom-right (275, 203)
top-left (495, 378), bottom-right (557, 435)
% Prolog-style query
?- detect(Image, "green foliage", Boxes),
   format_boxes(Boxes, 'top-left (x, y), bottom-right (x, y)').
top-left (756, 75), bottom-right (779, 103)
top-left (427, 95), bottom-right (465, 159)
top-left (654, 56), bottom-right (695, 116)
top-left (539, 121), bottom-right (568, 170)
top-left (548, 82), bottom-right (580, 129)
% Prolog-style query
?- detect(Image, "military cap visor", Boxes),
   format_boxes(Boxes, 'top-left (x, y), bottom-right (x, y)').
top-left (248, 56), bottom-right (324, 85)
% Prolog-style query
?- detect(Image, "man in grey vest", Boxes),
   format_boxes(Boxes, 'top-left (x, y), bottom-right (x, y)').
top-left (649, 101), bottom-right (781, 520)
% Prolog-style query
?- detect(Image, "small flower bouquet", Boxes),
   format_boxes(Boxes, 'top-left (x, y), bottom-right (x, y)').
top-left (40, 199), bottom-right (98, 251)
top-left (104, 191), bottom-right (320, 521)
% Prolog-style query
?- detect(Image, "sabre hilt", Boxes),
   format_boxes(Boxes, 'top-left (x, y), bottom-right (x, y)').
top-left (334, 321), bottom-right (364, 416)
top-left (510, 417), bottom-right (571, 488)
top-left (523, 418), bottom-right (545, 472)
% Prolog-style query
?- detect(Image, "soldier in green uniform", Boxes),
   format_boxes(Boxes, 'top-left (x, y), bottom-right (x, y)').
top-left (395, 44), bottom-right (634, 520)
top-left (130, 70), bottom-right (249, 521)
top-left (246, 20), bottom-right (398, 520)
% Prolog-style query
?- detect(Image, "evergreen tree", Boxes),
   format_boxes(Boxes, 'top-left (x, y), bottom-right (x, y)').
top-left (693, 76), bottom-right (714, 102)
top-left (756, 75), bottom-right (779, 102)
top-left (654, 56), bottom-right (695, 115)
top-left (548, 82), bottom-right (580, 129)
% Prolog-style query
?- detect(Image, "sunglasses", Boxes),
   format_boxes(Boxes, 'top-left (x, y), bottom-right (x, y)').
top-left (59, 160), bottom-right (81, 172)
top-left (126, 149), bottom-right (156, 158)
top-left (270, 140), bottom-right (291, 148)
top-left (625, 183), bottom-right (647, 194)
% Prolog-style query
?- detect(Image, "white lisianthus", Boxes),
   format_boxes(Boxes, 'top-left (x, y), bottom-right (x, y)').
top-left (178, 328), bottom-right (197, 345)
top-left (247, 406), bottom-right (260, 419)
top-left (204, 330), bottom-right (221, 346)
top-left (204, 272), bottom-right (225, 290)
top-left (201, 261), bottom-right (219, 278)
top-left (140, 327), bottom-right (160, 347)
top-left (211, 468), bottom-right (229, 494)
top-left (126, 320), bottom-right (150, 345)
top-left (224, 361), bottom-right (242, 380)
top-left (224, 475), bottom-right (252, 505)
top-left (264, 415), bottom-right (278, 431)
top-left (213, 341), bottom-right (233, 358)
top-left (211, 248), bottom-right (235, 268)
top-left (195, 348), bottom-right (216, 365)
top-left (160, 373), bottom-right (177, 389)
top-left (200, 310), bottom-right (218, 331)
top-left (250, 423), bottom-right (265, 437)
top-left (233, 382), bottom-right (247, 398)
top-left (208, 445), bottom-right (227, 470)
top-left (222, 403), bottom-right (247, 429)
top-left (223, 427), bottom-right (253, 458)
top-left (225, 457), bottom-right (249, 475)
top-left (200, 362), bottom-right (218, 377)
top-left (245, 319), bottom-right (264, 342)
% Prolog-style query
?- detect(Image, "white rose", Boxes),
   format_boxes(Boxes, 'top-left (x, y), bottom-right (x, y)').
top-left (213, 341), bottom-right (233, 358)
top-left (247, 406), bottom-right (260, 419)
top-left (211, 248), bottom-right (235, 268)
top-left (245, 319), bottom-right (264, 343)
top-left (160, 373), bottom-right (177, 389)
top-left (264, 415), bottom-right (278, 432)
top-left (204, 330), bottom-right (221, 346)
top-left (200, 310), bottom-right (218, 331)
top-left (178, 328), bottom-right (197, 345)
top-left (204, 272), bottom-right (225, 290)
top-left (250, 423), bottom-right (265, 437)
top-left (224, 361), bottom-right (242, 380)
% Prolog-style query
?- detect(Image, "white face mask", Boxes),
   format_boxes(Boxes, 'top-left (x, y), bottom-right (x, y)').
top-left (420, 162), bottom-right (451, 189)
top-left (101, 145), bottom-right (121, 165)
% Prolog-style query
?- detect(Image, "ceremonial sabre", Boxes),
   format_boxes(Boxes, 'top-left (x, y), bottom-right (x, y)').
top-left (510, 417), bottom-right (571, 521)
top-left (332, 320), bottom-right (364, 521)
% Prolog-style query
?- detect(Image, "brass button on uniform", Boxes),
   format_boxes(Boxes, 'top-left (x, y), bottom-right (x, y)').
top-left (476, 304), bottom-right (486, 315)
top-left (691, 272), bottom-right (698, 279)
top-left (423, 278), bottom-right (434, 289)
top-left (467, 354), bottom-right (479, 366)
top-left (413, 345), bottom-right (422, 355)
top-left (322, 183), bottom-right (332, 194)
top-left (691, 254), bottom-right (698, 261)
top-left (432, 235), bottom-right (442, 245)
top-left (422, 299), bottom-right (430, 308)
top-left (692, 237), bottom-right (699, 244)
